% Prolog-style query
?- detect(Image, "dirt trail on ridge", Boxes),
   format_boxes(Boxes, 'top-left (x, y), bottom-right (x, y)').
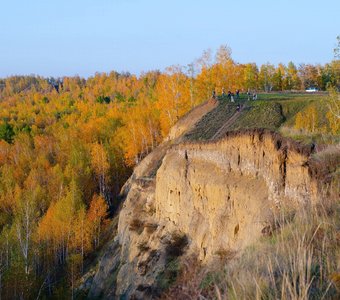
top-left (210, 105), bottom-right (244, 140)
top-left (184, 101), bottom-right (244, 141)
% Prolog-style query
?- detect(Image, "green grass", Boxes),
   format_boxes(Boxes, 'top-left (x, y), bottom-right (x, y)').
top-left (155, 258), bottom-right (181, 291)
top-left (184, 100), bottom-right (236, 141)
top-left (229, 101), bottom-right (284, 131)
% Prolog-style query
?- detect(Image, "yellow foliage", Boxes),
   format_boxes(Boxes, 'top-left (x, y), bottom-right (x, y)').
top-left (326, 110), bottom-right (340, 134)
top-left (294, 106), bottom-right (318, 133)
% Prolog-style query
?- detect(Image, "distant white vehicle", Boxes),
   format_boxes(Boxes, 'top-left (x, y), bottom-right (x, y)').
top-left (306, 87), bottom-right (318, 92)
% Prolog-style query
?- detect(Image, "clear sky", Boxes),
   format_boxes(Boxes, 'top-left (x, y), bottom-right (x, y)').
top-left (0, 0), bottom-right (339, 77)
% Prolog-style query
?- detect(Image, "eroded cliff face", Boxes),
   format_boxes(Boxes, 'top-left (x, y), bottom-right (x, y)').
top-left (87, 127), bottom-right (320, 299)
top-left (154, 132), bottom-right (318, 261)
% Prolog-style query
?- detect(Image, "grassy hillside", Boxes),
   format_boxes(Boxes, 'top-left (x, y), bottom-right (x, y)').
top-left (185, 92), bottom-right (339, 145)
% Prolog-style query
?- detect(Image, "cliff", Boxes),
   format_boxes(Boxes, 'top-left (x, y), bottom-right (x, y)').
top-left (85, 103), bottom-right (325, 299)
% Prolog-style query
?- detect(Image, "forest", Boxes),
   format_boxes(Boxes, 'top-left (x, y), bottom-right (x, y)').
top-left (0, 45), bottom-right (339, 298)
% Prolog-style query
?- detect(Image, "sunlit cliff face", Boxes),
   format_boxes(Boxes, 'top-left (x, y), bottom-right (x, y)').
top-left (89, 129), bottom-right (319, 299)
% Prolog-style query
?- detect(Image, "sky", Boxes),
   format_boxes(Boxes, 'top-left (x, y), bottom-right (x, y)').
top-left (0, 0), bottom-right (339, 78)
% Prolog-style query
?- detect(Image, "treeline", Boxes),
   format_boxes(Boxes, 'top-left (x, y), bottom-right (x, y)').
top-left (0, 45), bottom-right (339, 298)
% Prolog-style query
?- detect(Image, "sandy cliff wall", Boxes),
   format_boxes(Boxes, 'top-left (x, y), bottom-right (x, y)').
top-left (155, 130), bottom-right (317, 261)
top-left (88, 129), bottom-right (319, 299)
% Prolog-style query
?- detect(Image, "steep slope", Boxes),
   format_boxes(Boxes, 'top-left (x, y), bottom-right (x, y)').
top-left (84, 99), bottom-right (328, 299)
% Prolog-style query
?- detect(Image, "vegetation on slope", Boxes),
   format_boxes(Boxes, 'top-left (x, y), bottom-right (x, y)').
top-left (164, 186), bottom-right (340, 299)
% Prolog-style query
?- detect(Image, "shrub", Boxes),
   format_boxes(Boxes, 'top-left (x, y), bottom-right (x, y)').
top-left (129, 218), bottom-right (144, 234)
top-left (165, 233), bottom-right (188, 260)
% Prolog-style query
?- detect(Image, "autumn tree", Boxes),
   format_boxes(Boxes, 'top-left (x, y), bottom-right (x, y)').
top-left (294, 105), bottom-right (318, 133)
top-left (299, 64), bottom-right (319, 89)
top-left (243, 63), bottom-right (259, 90)
top-left (90, 143), bottom-right (110, 205)
top-left (334, 35), bottom-right (340, 59)
top-left (259, 63), bottom-right (276, 92)
top-left (155, 66), bottom-right (190, 136)
top-left (285, 62), bottom-right (301, 90)
top-left (87, 194), bottom-right (108, 249)
top-left (326, 87), bottom-right (340, 134)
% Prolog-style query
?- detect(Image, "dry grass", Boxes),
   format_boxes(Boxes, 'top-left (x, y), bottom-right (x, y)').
top-left (216, 191), bottom-right (340, 300)
top-left (161, 256), bottom-right (216, 300)
top-left (214, 249), bottom-right (237, 262)
top-left (159, 186), bottom-right (340, 299)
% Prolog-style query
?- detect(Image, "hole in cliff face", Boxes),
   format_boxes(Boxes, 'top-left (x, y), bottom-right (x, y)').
top-left (237, 154), bottom-right (241, 166)
top-left (184, 150), bottom-right (188, 160)
top-left (234, 224), bottom-right (240, 236)
top-left (276, 140), bottom-right (282, 150)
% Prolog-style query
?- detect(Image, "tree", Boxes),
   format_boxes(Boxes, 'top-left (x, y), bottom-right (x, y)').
top-left (215, 44), bottom-right (232, 65)
top-left (38, 179), bottom-right (85, 264)
top-left (243, 63), bottom-right (259, 90)
top-left (334, 35), bottom-right (340, 59)
top-left (90, 143), bottom-right (110, 205)
top-left (185, 63), bottom-right (198, 108)
top-left (299, 64), bottom-right (319, 89)
top-left (87, 194), bottom-right (107, 249)
top-left (259, 63), bottom-right (276, 92)
top-left (326, 87), bottom-right (340, 121)
top-left (196, 49), bottom-right (214, 100)
top-left (294, 105), bottom-right (318, 133)
top-left (14, 184), bottom-right (42, 275)
top-left (155, 66), bottom-right (190, 136)
top-left (273, 64), bottom-right (285, 91)
top-left (0, 123), bottom-right (15, 144)
top-left (285, 62), bottom-right (300, 90)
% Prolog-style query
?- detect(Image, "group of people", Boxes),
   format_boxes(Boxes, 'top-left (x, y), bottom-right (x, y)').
top-left (212, 88), bottom-right (257, 101)
top-left (247, 90), bottom-right (258, 100)
top-left (221, 88), bottom-right (240, 102)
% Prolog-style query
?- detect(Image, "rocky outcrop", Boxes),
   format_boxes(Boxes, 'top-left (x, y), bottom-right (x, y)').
top-left (87, 126), bottom-right (321, 299)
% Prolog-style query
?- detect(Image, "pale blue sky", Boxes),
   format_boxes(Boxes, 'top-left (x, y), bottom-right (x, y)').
top-left (0, 0), bottom-right (339, 77)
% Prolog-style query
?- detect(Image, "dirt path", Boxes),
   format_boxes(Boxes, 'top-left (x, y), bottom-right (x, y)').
top-left (210, 105), bottom-right (244, 140)
top-left (167, 99), bottom-right (218, 141)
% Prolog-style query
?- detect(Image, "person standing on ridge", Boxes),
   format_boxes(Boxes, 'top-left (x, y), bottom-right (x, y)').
top-left (253, 91), bottom-right (257, 100)
top-left (247, 90), bottom-right (251, 101)
top-left (222, 87), bottom-right (226, 97)
top-left (212, 90), bottom-right (216, 99)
